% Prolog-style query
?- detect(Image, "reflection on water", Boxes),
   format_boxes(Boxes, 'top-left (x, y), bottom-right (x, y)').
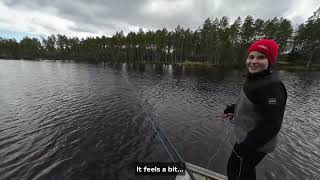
top-left (0, 60), bottom-right (319, 180)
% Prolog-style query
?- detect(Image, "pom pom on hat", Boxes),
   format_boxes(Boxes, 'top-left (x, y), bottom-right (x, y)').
top-left (248, 39), bottom-right (279, 65)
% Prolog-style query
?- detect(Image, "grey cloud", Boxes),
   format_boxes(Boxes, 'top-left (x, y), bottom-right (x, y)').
top-left (2, 0), bottom-right (316, 36)
top-left (69, 26), bottom-right (98, 34)
top-left (208, 0), bottom-right (294, 21)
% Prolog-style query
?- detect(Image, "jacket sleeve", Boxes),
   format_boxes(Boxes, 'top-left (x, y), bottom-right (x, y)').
top-left (237, 82), bottom-right (287, 153)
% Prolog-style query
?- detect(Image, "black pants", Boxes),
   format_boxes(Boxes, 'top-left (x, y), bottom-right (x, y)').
top-left (227, 145), bottom-right (267, 180)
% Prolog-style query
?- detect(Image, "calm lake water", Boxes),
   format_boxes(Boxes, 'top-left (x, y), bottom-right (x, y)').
top-left (0, 60), bottom-right (319, 180)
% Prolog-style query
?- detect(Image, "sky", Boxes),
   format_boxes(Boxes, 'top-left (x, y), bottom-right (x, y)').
top-left (0, 0), bottom-right (319, 41)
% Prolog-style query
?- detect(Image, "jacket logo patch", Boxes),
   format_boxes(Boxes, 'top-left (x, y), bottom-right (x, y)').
top-left (268, 98), bottom-right (277, 105)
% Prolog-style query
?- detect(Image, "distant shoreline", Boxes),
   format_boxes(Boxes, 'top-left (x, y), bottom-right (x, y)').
top-left (1, 58), bottom-right (320, 71)
top-left (178, 61), bottom-right (320, 71)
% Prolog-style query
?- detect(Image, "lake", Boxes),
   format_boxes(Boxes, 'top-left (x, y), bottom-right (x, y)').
top-left (0, 60), bottom-right (319, 180)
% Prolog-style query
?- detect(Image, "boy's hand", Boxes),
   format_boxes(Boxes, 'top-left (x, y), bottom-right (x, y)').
top-left (219, 112), bottom-right (234, 120)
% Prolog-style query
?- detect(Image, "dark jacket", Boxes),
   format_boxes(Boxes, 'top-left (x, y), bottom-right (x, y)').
top-left (225, 70), bottom-right (287, 155)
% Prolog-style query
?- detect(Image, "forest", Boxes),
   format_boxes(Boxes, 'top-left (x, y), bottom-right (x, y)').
top-left (0, 8), bottom-right (319, 68)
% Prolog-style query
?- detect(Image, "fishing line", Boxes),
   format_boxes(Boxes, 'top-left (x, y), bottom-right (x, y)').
top-left (146, 114), bottom-right (195, 180)
top-left (218, 115), bottom-right (311, 180)
top-left (120, 69), bottom-right (196, 180)
top-left (148, 115), bottom-right (175, 162)
top-left (217, 116), bottom-right (299, 180)
top-left (206, 115), bottom-right (243, 180)
top-left (207, 116), bottom-right (229, 169)
top-left (225, 117), bottom-right (243, 180)
top-left (123, 69), bottom-right (242, 180)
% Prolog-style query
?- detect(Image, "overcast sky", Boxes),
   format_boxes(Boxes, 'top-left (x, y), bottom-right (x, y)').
top-left (0, 0), bottom-right (319, 41)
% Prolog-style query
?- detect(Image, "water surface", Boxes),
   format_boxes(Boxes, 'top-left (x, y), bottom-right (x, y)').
top-left (0, 60), bottom-right (319, 180)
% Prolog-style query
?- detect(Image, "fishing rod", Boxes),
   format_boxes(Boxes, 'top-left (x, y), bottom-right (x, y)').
top-left (146, 111), bottom-right (234, 180)
top-left (119, 69), bottom-right (195, 179)
top-left (146, 114), bottom-right (197, 180)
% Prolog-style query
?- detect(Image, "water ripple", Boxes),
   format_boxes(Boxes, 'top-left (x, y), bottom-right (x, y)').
top-left (0, 60), bottom-right (319, 180)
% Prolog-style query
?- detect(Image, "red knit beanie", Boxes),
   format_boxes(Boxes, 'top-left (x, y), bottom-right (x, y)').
top-left (248, 39), bottom-right (279, 65)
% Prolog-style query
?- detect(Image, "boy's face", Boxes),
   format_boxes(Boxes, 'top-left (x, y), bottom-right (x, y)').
top-left (246, 51), bottom-right (269, 74)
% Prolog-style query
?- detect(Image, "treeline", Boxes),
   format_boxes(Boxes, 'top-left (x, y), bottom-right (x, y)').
top-left (0, 8), bottom-right (319, 67)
